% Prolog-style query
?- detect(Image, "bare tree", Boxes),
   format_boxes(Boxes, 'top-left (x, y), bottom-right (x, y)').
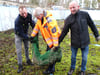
top-left (84, 0), bottom-right (90, 8)
top-left (29, 0), bottom-right (39, 5)
top-left (92, 0), bottom-right (98, 9)
top-left (97, 0), bottom-right (100, 9)
top-left (16, 0), bottom-right (19, 3)
top-left (4, 0), bottom-right (99, 9)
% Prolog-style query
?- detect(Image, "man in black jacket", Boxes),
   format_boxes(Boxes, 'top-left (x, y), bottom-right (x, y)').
top-left (15, 5), bottom-right (35, 73)
top-left (59, 1), bottom-right (100, 75)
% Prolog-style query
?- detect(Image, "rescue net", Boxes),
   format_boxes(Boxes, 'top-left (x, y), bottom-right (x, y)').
top-left (31, 35), bottom-right (62, 66)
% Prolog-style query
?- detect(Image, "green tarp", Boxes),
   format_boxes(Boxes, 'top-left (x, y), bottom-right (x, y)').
top-left (31, 35), bottom-right (62, 66)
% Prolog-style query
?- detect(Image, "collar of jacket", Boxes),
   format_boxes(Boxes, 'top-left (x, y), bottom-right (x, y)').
top-left (41, 11), bottom-right (52, 27)
top-left (71, 10), bottom-right (80, 16)
top-left (43, 11), bottom-right (52, 18)
top-left (42, 18), bottom-right (48, 27)
top-left (19, 13), bottom-right (29, 20)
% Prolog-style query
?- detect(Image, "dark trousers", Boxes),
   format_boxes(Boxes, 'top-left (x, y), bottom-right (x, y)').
top-left (46, 45), bottom-right (55, 71)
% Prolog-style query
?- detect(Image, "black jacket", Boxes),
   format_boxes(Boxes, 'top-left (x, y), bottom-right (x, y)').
top-left (59, 10), bottom-right (99, 48)
top-left (15, 13), bottom-right (35, 39)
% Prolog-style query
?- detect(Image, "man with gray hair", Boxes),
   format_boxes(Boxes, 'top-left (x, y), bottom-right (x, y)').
top-left (33, 7), bottom-right (44, 17)
top-left (31, 7), bottom-right (61, 74)
top-left (59, 1), bottom-right (100, 75)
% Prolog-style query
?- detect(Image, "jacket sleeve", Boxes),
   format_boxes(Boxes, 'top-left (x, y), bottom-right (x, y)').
top-left (31, 22), bottom-right (39, 37)
top-left (15, 19), bottom-right (28, 39)
top-left (29, 14), bottom-right (35, 29)
top-left (59, 18), bottom-right (70, 44)
top-left (87, 13), bottom-right (99, 37)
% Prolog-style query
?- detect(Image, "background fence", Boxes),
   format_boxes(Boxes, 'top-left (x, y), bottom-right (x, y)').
top-left (0, 5), bottom-right (100, 31)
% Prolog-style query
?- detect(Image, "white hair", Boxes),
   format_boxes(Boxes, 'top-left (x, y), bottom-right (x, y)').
top-left (69, 0), bottom-right (79, 6)
top-left (33, 7), bottom-right (43, 17)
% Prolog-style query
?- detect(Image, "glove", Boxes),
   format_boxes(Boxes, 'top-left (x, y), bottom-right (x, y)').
top-left (96, 36), bottom-right (100, 41)
top-left (29, 36), bottom-right (34, 43)
top-left (52, 46), bottom-right (60, 52)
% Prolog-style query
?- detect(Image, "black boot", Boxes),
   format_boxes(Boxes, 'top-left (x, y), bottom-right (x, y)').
top-left (26, 59), bottom-right (33, 65)
top-left (17, 64), bottom-right (23, 73)
top-left (79, 71), bottom-right (85, 75)
top-left (67, 68), bottom-right (74, 75)
top-left (43, 64), bottom-right (55, 74)
top-left (43, 69), bottom-right (54, 74)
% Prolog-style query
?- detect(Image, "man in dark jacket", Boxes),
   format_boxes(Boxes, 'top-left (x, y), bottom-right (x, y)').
top-left (59, 1), bottom-right (100, 75)
top-left (15, 5), bottom-right (35, 73)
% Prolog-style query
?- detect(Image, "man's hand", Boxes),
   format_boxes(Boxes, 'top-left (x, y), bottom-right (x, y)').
top-left (52, 46), bottom-right (60, 52)
top-left (29, 37), bottom-right (34, 43)
top-left (96, 36), bottom-right (100, 41)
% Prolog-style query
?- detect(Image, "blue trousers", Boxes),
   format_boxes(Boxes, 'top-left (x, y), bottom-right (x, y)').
top-left (71, 45), bottom-right (89, 71)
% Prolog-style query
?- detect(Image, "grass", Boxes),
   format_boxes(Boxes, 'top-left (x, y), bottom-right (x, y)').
top-left (0, 20), bottom-right (100, 75)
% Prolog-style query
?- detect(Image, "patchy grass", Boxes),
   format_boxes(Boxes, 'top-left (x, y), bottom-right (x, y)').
top-left (0, 20), bottom-right (100, 75)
